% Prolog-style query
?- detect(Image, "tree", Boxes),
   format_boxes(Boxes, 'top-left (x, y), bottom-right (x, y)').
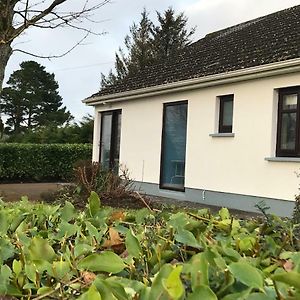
top-left (0, 0), bottom-right (110, 136)
top-left (101, 9), bottom-right (154, 87)
top-left (152, 8), bottom-right (195, 60)
top-left (0, 0), bottom-right (110, 91)
top-left (0, 61), bottom-right (72, 133)
top-left (101, 7), bottom-right (195, 88)
top-left (4, 114), bottom-right (94, 144)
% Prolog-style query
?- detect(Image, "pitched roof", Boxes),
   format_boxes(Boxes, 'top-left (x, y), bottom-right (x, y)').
top-left (92, 5), bottom-right (300, 98)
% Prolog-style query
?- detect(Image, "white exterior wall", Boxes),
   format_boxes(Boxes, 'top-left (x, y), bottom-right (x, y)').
top-left (92, 72), bottom-right (300, 202)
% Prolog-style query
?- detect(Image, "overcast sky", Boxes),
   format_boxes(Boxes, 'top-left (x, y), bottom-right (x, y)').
top-left (5, 0), bottom-right (300, 121)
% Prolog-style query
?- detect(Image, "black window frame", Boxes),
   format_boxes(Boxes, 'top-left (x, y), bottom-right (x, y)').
top-left (99, 109), bottom-right (122, 171)
top-left (218, 94), bottom-right (234, 133)
top-left (276, 86), bottom-right (300, 157)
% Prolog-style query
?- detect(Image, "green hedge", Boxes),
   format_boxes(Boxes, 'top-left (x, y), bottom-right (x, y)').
top-left (0, 143), bottom-right (92, 182)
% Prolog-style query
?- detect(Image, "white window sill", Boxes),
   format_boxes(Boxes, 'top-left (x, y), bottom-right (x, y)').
top-left (209, 133), bottom-right (235, 137)
top-left (265, 157), bottom-right (300, 162)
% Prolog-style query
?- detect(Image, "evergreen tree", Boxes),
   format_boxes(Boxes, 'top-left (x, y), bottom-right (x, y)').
top-left (152, 8), bottom-right (195, 60)
top-left (0, 61), bottom-right (72, 133)
top-left (101, 9), bottom-right (154, 87)
top-left (101, 8), bottom-right (195, 88)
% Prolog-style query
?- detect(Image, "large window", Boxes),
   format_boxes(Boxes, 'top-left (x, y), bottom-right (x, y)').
top-left (160, 101), bottom-right (188, 191)
top-left (100, 110), bottom-right (122, 171)
top-left (219, 94), bottom-right (234, 133)
top-left (276, 87), bottom-right (300, 157)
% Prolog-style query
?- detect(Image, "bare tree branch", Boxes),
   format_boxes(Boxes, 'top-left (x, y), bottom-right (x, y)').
top-left (12, 32), bottom-right (90, 59)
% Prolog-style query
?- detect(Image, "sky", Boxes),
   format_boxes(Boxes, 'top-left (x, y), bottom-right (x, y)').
top-left (4, 0), bottom-right (300, 121)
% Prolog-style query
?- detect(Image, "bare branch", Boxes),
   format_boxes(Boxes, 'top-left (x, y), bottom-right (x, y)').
top-left (12, 32), bottom-right (90, 59)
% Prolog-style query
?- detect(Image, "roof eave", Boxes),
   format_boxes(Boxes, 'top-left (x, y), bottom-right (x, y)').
top-left (83, 58), bottom-right (300, 106)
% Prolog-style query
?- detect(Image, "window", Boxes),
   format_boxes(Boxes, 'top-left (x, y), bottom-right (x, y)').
top-left (100, 110), bottom-right (122, 172)
top-left (219, 94), bottom-right (234, 133)
top-left (160, 101), bottom-right (188, 191)
top-left (276, 86), bottom-right (300, 157)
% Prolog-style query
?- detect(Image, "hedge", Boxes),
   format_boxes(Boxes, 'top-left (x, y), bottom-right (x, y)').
top-left (0, 143), bottom-right (92, 182)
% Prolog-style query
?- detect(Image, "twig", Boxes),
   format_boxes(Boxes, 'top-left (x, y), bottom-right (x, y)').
top-left (34, 277), bottom-right (82, 300)
top-left (134, 191), bottom-right (153, 211)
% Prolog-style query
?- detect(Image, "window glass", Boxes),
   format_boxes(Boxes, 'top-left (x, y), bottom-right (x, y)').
top-left (219, 95), bottom-right (234, 133)
top-left (283, 94), bottom-right (297, 110)
top-left (280, 112), bottom-right (296, 150)
top-left (161, 102), bottom-right (187, 191)
top-left (100, 114), bottom-right (112, 169)
top-left (223, 100), bottom-right (233, 126)
top-left (100, 111), bottom-right (122, 172)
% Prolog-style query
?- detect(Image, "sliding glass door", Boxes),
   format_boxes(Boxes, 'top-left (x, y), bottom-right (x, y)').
top-left (100, 110), bottom-right (122, 172)
top-left (160, 101), bottom-right (188, 191)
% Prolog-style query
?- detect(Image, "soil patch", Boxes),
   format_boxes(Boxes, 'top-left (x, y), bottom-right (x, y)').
top-left (0, 182), bottom-right (261, 219)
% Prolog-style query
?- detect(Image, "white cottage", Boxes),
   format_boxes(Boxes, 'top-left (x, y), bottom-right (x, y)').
top-left (83, 5), bottom-right (300, 216)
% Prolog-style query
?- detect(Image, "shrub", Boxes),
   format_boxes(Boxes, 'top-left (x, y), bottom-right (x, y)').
top-left (62, 160), bottom-right (150, 209)
top-left (0, 143), bottom-right (92, 182)
top-left (0, 197), bottom-right (299, 299)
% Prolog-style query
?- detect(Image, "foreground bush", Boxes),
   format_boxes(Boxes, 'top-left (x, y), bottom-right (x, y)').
top-left (0, 143), bottom-right (92, 182)
top-left (0, 194), bottom-right (299, 299)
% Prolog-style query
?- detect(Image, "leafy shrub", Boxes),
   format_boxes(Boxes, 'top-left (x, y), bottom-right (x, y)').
top-left (0, 196), bottom-right (299, 299)
top-left (0, 143), bottom-right (92, 182)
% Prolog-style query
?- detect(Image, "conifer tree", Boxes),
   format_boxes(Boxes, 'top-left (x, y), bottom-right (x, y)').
top-left (101, 8), bottom-right (195, 88)
top-left (0, 61), bottom-right (72, 133)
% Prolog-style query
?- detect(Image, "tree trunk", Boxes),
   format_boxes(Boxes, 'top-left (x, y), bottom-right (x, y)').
top-left (0, 43), bottom-right (12, 92)
top-left (0, 43), bottom-right (12, 136)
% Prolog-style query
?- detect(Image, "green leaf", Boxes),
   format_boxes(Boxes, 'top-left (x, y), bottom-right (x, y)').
top-left (0, 238), bottom-right (16, 263)
top-left (78, 284), bottom-right (102, 300)
top-left (219, 207), bottom-right (230, 220)
top-left (229, 262), bottom-right (264, 290)
top-left (57, 221), bottom-right (79, 238)
top-left (0, 265), bottom-right (12, 294)
top-left (125, 229), bottom-right (142, 258)
top-left (162, 265), bottom-right (184, 300)
top-left (52, 260), bottom-right (70, 280)
top-left (60, 201), bottom-right (76, 222)
top-left (25, 263), bottom-right (37, 284)
top-left (88, 284), bottom-right (102, 300)
top-left (148, 264), bottom-right (173, 300)
top-left (174, 229), bottom-right (201, 249)
top-left (78, 252), bottom-right (125, 274)
top-left (37, 287), bottom-right (54, 295)
top-left (28, 237), bottom-right (56, 262)
top-left (0, 211), bottom-right (9, 235)
top-left (190, 253), bottom-right (209, 287)
top-left (272, 271), bottom-right (300, 289)
top-left (88, 191), bottom-right (101, 217)
top-left (187, 286), bottom-right (217, 300)
top-left (12, 260), bottom-right (22, 276)
top-left (246, 293), bottom-right (274, 300)
top-left (74, 243), bottom-right (94, 258)
top-left (93, 278), bottom-right (117, 300)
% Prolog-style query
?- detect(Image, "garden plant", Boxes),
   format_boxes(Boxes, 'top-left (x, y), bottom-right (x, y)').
top-left (0, 192), bottom-right (299, 299)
